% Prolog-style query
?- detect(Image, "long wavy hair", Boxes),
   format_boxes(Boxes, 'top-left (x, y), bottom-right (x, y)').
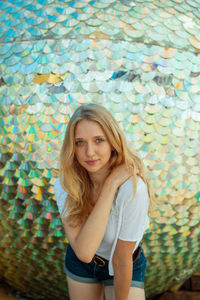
top-left (60, 103), bottom-right (153, 226)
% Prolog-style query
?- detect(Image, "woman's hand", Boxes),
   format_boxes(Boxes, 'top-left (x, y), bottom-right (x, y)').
top-left (106, 164), bottom-right (134, 189)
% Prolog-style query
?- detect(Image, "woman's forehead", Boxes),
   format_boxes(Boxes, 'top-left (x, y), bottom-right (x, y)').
top-left (75, 119), bottom-right (105, 138)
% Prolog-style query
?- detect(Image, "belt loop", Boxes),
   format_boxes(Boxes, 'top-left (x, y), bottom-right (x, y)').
top-left (133, 244), bottom-right (141, 263)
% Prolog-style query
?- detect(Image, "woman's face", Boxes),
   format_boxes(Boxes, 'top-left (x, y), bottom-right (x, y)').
top-left (74, 119), bottom-right (112, 175)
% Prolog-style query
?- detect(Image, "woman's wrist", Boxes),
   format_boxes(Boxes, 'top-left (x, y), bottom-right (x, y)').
top-left (104, 176), bottom-right (119, 191)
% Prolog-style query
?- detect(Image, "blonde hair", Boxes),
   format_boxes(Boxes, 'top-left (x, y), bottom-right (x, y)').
top-left (60, 103), bottom-right (154, 226)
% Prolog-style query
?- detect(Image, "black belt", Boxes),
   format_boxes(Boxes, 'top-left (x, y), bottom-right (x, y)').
top-left (93, 244), bottom-right (142, 267)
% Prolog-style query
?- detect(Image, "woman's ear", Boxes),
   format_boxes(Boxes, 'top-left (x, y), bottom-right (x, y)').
top-left (111, 149), bottom-right (117, 155)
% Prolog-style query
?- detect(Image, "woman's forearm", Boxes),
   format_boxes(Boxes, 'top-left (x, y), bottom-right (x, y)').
top-left (73, 178), bottom-right (118, 262)
top-left (114, 260), bottom-right (133, 300)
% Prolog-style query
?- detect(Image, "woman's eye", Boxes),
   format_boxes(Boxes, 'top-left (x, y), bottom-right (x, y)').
top-left (96, 138), bottom-right (104, 143)
top-left (75, 141), bottom-right (84, 145)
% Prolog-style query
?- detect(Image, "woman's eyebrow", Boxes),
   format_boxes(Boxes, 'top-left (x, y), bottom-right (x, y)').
top-left (75, 135), bottom-right (105, 140)
top-left (93, 135), bottom-right (105, 138)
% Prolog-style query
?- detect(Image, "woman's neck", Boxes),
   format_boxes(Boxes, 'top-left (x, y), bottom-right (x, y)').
top-left (89, 168), bottom-right (111, 190)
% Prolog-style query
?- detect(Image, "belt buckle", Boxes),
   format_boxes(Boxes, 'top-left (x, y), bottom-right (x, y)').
top-left (93, 255), bottom-right (106, 267)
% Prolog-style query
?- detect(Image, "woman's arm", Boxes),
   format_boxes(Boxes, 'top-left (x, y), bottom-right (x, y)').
top-left (64, 164), bottom-right (132, 263)
top-left (113, 239), bottom-right (136, 300)
top-left (64, 178), bottom-right (117, 262)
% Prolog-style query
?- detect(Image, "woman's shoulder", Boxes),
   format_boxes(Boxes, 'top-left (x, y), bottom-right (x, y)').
top-left (112, 178), bottom-right (149, 220)
top-left (119, 176), bottom-right (145, 194)
top-left (54, 177), bottom-right (68, 215)
top-left (54, 177), bottom-right (68, 199)
top-left (116, 176), bottom-right (149, 208)
top-left (54, 177), bottom-right (62, 192)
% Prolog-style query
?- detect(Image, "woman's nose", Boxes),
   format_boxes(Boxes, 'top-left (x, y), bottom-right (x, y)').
top-left (86, 142), bottom-right (95, 156)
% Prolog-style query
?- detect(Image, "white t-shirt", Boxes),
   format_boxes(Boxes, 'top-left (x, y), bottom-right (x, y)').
top-left (54, 176), bottom-right (150, 276)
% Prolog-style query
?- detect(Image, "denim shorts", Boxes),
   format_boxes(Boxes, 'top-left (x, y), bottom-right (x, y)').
top-left (64, 244), bottom-right (147, 288)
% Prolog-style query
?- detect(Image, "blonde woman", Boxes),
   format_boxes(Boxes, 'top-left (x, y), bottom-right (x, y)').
top-left (54, 103), bottom-right (152, 300)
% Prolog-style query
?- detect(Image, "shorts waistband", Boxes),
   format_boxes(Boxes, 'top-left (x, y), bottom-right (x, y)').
top-left (93, 244), bottom-right (142, 267)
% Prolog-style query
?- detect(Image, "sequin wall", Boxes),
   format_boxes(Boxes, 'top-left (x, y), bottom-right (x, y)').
top-left (0, 0), bottom-right (200, 299)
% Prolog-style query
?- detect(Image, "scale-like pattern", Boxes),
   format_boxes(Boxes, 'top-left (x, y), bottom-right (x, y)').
top-left (0, 0), bottom-right (200, 299)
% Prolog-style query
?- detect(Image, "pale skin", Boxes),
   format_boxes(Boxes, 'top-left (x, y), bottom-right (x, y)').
top-left (64, 120), bottom-right (145, 300)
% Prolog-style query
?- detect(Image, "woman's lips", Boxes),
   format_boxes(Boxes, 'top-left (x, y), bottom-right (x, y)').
top-left (86, 160), bottom-right (99, 165)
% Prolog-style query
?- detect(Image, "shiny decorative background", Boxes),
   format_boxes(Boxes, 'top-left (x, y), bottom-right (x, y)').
top-left (0, 0), bottom-right (200, 299)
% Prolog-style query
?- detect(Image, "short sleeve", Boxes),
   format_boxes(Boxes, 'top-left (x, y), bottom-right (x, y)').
top-left (118, 177), bottom-right (150, 242)
top-left (54, 177), bottom-right (68, 216)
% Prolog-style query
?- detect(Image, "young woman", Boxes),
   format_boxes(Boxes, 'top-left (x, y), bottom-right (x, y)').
top-left (54, 103), bottom-right (152, 300)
